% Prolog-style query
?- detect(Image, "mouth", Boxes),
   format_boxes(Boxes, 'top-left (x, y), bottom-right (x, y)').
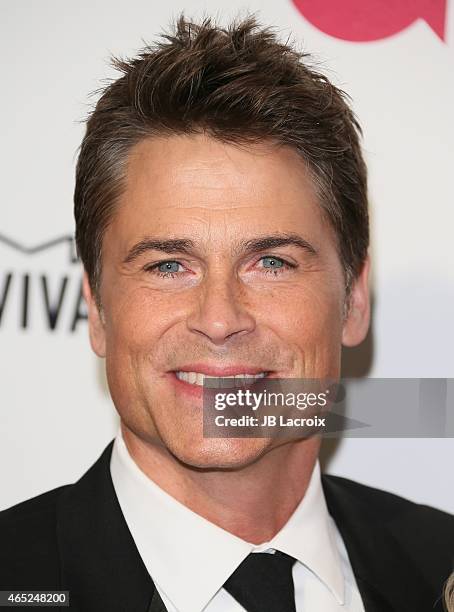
top-left (174, 370), bottom-right (268, 387)
top-left (168, 365), bottom-right (273, 393)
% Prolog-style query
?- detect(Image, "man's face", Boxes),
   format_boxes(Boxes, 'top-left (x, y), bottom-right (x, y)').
top-left (85, 133), bottom-right (369, 468)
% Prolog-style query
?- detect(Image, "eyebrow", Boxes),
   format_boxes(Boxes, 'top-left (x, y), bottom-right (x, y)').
top-left (239, 234), bottom-right (317, 257)
top-left (123, 238), bottom-right (196, 264)
top-left (123, 233), bottom-right (317, 264)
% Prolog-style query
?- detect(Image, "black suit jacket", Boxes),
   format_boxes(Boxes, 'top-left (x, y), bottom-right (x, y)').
top-left (1, 441), bottom-right (453, 612)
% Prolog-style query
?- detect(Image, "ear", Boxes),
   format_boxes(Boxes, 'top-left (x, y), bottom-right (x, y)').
top-left (342, 256), bottom-right (371, 347)
top-left (82, 271), bottom-right (106, 357)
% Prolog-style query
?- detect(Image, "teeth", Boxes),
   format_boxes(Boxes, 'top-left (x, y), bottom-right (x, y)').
top-left (175, 371), bottom-right (267, 387)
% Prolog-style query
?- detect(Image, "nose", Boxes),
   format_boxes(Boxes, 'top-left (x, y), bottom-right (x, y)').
top-left (186, 270), bottom-right (256, 345)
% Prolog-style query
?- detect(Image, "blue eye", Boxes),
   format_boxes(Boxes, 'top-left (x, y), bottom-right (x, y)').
top-left (261, 256), bottom-right (285, 269)
top-left (145, 260), bottom-right (183, 278)
top-left (157, 261), bottom-right (180, 274)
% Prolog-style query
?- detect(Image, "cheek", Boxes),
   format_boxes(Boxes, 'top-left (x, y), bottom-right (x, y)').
top-left (101, 296), bottom-right (160, 408)
top-left (103, 285), bottom-right (182, 352)
top-left (265, 282), bottom-right (344, 369)
top-left (267, 279), bottom-right (343, 334)
top-left (101, 289), bottom-right (174, 430)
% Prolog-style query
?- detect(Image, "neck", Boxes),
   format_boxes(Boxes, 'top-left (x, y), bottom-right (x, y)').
top-left (121, 423), bottom-right (321, 544)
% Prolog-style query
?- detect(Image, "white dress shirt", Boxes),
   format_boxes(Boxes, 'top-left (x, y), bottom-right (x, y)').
top-left (110, 429), bottom-right (365, 612)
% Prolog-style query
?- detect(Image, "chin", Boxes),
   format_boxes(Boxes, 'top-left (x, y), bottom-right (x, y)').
top-left (166, 436), bottom-right (273, 471)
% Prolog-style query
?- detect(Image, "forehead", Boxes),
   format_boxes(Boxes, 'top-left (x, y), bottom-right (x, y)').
top-left (125, 133), bottom-right (312, 196)
top-left (109, 133), bottom-right (331, 248)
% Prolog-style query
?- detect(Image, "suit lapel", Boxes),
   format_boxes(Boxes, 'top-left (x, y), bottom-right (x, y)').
top-left (147, 588), bottom-right (168, 612)
top-left (56, 441), bottom-right (157, 612)
top-left (322, 474), bottom-right (437, 612)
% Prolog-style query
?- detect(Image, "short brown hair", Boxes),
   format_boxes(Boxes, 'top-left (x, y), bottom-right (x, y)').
top-left (74, 13), bottom-right (369, 300)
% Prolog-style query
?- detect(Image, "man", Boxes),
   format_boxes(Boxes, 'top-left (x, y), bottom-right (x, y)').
top-left (1, 14), bottom-right (453, 612)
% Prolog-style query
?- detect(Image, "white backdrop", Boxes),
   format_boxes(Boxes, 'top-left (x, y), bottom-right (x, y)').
top-left (1, 0), bottom-right (453, 513)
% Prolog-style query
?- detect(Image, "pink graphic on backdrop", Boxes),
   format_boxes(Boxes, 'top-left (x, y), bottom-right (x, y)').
top-left (291, 0), bottom-right (447, 42)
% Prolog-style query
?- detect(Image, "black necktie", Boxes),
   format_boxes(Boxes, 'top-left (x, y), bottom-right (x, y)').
top-left (223, 550), bottom-right (297, 612)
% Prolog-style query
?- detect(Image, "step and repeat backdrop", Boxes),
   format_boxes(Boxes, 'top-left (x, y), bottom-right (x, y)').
top-left (1, 0), bottom-right (453, 512)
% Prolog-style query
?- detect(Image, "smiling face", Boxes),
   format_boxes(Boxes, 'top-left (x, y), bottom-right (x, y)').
top-left (84, 133), bottom-right (370, 469)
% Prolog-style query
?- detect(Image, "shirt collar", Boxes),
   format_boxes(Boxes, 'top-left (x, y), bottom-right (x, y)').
top-left (110, 429), bottom-right (345, 612)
